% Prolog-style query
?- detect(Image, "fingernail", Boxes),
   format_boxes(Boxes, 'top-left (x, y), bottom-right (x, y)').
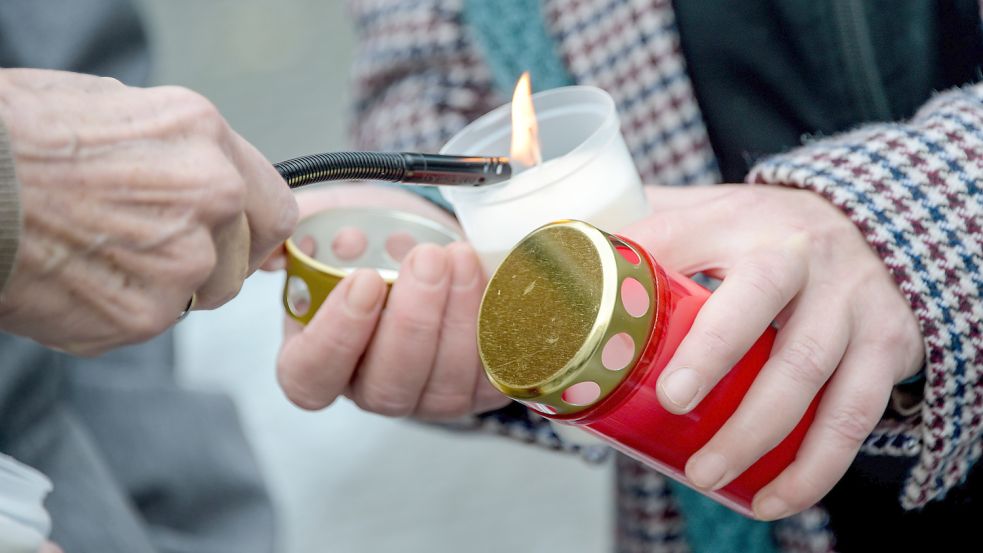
top-left (449, 243), bottom-right (479, 288)
top-left (410, 245), bottom-right (447, 285)
top-left (346, 271), bottom-right (382, 313)
top-left (687, 451), bottom-right (729, 490)
top-left (661, 368), bottom-right (702, 411)
top-left (754, 495), bottom-right (790, 520)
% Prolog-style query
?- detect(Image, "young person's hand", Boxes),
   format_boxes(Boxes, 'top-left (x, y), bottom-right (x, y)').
top-left (624, 184), bottom-right (924, 520)
top-left (268, 185), bottom-right (509, 420)
top-left (0, 69), bottom-right (297, 355)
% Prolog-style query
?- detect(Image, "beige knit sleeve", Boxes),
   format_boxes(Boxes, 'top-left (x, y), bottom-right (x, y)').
top-left (0, 118), bottom-right (21, 293)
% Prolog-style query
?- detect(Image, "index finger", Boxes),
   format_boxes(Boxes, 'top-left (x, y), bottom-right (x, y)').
top-left (229, 132), bottom-right (299, 272)
top-left (622, 193), bottom-right (741, 275)
top-left (657, 234), bottom-right (809, 413)
top-left (277, 268), bottom-right (387, 410)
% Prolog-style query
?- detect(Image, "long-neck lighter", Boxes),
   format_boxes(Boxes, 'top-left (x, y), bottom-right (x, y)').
top-left (274, 152), bottom-right (512, 189)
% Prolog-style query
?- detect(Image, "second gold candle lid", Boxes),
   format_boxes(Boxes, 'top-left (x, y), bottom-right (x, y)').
top-left (478, 220), bottom-right (662, 416)
top-left (284, 207), bottom-right (460, 324)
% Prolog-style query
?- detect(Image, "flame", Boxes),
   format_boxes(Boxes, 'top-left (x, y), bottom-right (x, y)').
top-left (510, 72), bottom-right (542, 169)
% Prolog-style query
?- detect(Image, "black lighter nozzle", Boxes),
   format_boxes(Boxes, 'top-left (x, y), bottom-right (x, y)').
top-left (274, 152), bottom-right (512, 189)
top-left (400, 153), bottom-right (512, 187)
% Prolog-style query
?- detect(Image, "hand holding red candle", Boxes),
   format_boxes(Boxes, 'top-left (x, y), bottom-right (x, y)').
top-left (622, 184), bottom-right (924, 520)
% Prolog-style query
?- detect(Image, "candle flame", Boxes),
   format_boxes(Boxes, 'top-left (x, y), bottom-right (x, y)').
top-left (510, 72), bottom-right (542, 169)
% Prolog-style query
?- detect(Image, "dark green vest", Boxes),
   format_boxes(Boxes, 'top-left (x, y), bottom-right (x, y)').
top-left (674, 0), bottom-right (983, 181)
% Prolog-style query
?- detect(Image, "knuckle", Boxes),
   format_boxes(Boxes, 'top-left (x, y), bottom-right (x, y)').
top-left (208, 280), bottom-right (245, 310)
top-left (354, 381), bottom-right (416, 417)
top-left (781, 484), bottom-right (826, 517)
top-left (417, 388), bottom-right (473, 420)
top-left (163, 86), bottom-right (225, 132)
top-left (320, 327), bottom-right (365, 361)
top-left (775, 336), bottom-right (830, 389)
top-left (720, 187), bottom-right (768, 215)
top-left (391, 309), bottom-right (441, 341)
top-left (638, 214), bottom-right (674, 248)
top-left (441, 310), bottom-right (476, 336)
top-left (719, 186), bottom-right (782, 220)
top-left (274, 195), bottom-right (300, 240)
top-left (856, 305), bottom-right (924, 379)
top-left (695, 325), bottom-right (733, 358)
top-left (127, 304), bottom-right (172, 342)
top-left (199, 168), bottom-right (247, 213)
top-left (173, 162), bottom-right (244, 224)
top-left (870, 316), bottom-right (921, 355)
top-left (824, 401), bottom-right (880, 448)
top-left (875, 320), bottom-right (911, 349)
top-left (276, 363), bottom-right (334, 411)
top-left (176, 239), bottom-right (217, 287)
top-left (738, 187), bottom-right (769, 205)
top-left (718, 417), bottom-right (771, 460)
top-left (739, 259), bottom-right (788, 306)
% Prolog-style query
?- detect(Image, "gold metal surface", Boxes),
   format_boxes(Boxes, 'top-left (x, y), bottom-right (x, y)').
top-left (478, 220), bottom-right (657, 415)
top-left (283, 207), bottom-right (460, 324)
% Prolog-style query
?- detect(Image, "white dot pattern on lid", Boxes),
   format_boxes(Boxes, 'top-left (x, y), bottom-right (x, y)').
top-left (562, 381), bottom-right (602, 406)
top-left (602, 332), bottom-right (635, 371)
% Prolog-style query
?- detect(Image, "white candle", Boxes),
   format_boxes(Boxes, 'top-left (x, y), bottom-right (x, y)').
top-left (440, 86), bottom-right (649, 274)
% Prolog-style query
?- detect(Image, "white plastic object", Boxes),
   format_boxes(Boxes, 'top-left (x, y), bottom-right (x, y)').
top-left (440, 86), bottom-right (649, 273)
top-left (0, 454), bottom-right (52, 553)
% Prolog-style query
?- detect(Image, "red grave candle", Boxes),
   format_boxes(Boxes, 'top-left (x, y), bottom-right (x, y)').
top-left (477, 220), bottom-right (821, 517)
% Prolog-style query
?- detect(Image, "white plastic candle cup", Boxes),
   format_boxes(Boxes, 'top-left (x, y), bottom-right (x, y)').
top-left (440, 86), bottom-right (649, 273)
top-left (0, 455), bottom-right (52, 553)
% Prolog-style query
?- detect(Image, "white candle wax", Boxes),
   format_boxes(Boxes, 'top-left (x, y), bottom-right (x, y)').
top-left (440, 86), bottom-right (650, 274)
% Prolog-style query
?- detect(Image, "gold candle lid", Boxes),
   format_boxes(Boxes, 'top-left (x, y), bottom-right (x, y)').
top-left (284, 207), bottom-right (460, 324)
top-left (478, 220), bottom-right (659, 416)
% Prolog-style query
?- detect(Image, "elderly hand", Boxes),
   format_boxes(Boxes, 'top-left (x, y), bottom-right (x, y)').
top-left (266, 184), bottom-right (509, 420)
top-left (623, 184), bottom-right (924, 520)
top-left (0, 69), bottom-right (297, 355)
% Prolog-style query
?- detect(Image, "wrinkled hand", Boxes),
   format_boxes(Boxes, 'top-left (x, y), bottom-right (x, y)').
top-left (624, 185), bottom-right (924, 520)
top-left (267, 185), bottom-right (509, 420)
top-left (0, 69), bottom-right (297, 355)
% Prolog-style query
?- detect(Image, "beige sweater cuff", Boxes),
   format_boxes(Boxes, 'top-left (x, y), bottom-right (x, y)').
top-left (0, 118), bottom-right (21, 293)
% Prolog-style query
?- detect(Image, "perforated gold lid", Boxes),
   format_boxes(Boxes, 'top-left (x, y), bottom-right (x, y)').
top-left (283, 208), bottom-right (460, 324)
top-left (477, 220), bottom-right (658, 416)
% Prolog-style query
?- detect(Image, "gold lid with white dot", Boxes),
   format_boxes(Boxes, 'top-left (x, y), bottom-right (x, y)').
top-left (478, 220), bottom-right (658, 416)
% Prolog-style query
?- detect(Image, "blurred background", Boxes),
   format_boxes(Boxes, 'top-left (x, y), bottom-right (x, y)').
top-left (132, 1), bottom-right (612, 552)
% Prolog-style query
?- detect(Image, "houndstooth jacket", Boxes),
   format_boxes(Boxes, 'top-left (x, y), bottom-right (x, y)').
top-left (346, 1), bottom-right (983, 551)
